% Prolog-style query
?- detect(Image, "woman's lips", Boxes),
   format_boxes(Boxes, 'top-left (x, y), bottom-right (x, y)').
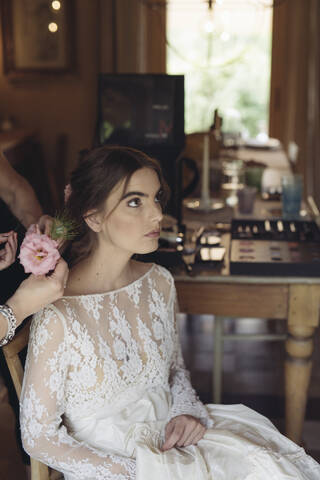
top-left (145, 230), bottom-right (160, 238)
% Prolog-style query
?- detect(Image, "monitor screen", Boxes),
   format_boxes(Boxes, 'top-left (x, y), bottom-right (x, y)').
top-left (97, 74), bottom-right (185, 150)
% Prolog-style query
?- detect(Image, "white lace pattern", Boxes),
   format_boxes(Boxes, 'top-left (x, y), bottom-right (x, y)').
top-left (20, 264), bottom-right (210, 479)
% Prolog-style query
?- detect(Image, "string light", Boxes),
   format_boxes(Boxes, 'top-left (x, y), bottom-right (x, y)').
top-left (48, 22), bottom-right (58, 32)
top-left (51, 1), bottom-right (61, 10)
top-left (50, 2), bottom-right (60, 33)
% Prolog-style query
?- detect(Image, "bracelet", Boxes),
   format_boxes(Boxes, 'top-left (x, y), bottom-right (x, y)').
top-left (0, 304), bottom-right (17, 347)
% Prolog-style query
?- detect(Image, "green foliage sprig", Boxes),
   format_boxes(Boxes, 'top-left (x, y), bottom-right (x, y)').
top-left (49, 210), bottom-right (79, 242)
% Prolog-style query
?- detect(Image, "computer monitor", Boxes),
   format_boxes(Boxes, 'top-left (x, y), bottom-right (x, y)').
top-left (97, 73), bottom-right (185, 151)
top-left (96, 73), bottom-right (185, 218)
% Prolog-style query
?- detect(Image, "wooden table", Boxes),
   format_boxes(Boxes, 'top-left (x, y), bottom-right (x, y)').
top-left (173, 230), bottom-right (320, 445)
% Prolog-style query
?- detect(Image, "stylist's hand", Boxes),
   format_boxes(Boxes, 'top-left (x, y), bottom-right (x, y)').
top-left (6, 258), bottom-right (69, 326)
top-left (37, 214), bottom-right (53, 236)
top-left (0, 231), bottom-right (17, 271)
top-left (161, 415), bottom-right (206, 451)
top-left (37, 214), bottom-right (66, 250)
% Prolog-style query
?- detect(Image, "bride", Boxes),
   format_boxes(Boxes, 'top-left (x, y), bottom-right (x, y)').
top-left (20, 145), bottom-right (320, 479)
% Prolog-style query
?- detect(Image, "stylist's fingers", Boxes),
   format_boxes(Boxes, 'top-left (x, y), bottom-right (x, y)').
top-left (49, 258), bottom-right (69, 295)
top-left (38, 215), bottom-right (53, 236)
top-left (8, 231), bottom-right (18, 254)
top-left (7, 233), bottom-right (17, 258)
top-left (51, 258), bottom-right (69, 282)
top-left (0, 232), bottom-right (12, 243)
top-left (0, 233), bottom-right (16, 270)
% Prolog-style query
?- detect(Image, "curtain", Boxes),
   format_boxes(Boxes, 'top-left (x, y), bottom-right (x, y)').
top-left (99, 0), bottom-right (166, 74)
top-left (269, 0), bottom-right (320, 205)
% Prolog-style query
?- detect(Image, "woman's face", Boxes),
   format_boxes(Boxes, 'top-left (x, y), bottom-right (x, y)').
top-left (98, 167), bottom-right (164, 255)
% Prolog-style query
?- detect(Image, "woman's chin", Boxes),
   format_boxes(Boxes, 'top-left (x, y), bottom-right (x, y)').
top-left (136, 241), bottom-right (159, 255)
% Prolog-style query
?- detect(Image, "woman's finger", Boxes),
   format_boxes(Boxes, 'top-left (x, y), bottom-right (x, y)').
top-left (162, 422), bottom-right (174, 451)
top-left (176, 421), bottom-right (197, 447)
top-left (184, 431), bottom-right (205, 447)
top-left (162, 423), bottom-right (185, 451)
top-left (183, 424), bottom-right (206, 447)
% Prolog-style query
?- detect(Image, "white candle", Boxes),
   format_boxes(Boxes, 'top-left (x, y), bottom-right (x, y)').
top-left (201, 134), bottom-right (210, 204)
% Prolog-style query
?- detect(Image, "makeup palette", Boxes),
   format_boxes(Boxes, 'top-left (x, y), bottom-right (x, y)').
top-left (230, 219), bottom-right (320, 276)
top-left (196, 230), bottom-right (226, 264)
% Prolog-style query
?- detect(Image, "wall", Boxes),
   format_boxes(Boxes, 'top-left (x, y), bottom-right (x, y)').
top-left (0, 0), bottom-right (103, 206)
top-left (0, 0), bottom-right (165, 208)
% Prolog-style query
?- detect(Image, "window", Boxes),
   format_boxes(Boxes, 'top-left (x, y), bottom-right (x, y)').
top-left (167, 0), bottom-right (272, 140)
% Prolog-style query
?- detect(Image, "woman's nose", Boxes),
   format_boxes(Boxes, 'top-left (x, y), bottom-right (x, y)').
top-left (150, 202), bottom-right (163, 223)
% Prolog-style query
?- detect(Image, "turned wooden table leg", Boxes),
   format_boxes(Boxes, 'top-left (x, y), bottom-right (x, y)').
top-left (285, 325), bottom-right (315, 444)
top-left (285, 283), bottom-right (320, 444)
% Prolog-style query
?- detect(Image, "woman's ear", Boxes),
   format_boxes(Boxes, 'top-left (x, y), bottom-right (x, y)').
top-left (83, 210), bottom-right (103, 232)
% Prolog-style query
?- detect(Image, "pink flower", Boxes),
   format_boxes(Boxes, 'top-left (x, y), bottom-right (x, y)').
top-left (19, 231), bottom-right (60, 276)
top-left (64, 184), bottom-right (72, 204)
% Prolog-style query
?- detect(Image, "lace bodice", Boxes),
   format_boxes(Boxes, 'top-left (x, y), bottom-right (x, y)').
top-left (20, 264), bottom-right (211, 479)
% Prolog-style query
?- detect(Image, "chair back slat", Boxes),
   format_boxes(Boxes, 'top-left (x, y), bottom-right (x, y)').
top-left (2, 316), bottom-right (59, 480)
top-left (2, 318), bottom-right (31, 399)
top-left (31, 458), bottom-right (50, 480)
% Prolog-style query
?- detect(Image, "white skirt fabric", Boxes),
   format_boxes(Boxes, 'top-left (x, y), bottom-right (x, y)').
top-left (65, 385), bottom-right (320, 480)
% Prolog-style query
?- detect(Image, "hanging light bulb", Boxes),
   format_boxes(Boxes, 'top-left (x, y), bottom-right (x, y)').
top-left (203, 0), bottom-right (215, 34)
top-left (51, 1), bottom-right (61, 10)
top-left (48, 22), bottom-right (58, 33)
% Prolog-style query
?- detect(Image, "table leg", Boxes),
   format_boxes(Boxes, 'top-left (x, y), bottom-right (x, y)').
top-left (213, 316), bottom-right (224, 404)
top-left (285, 324), bottom-right (315, 444)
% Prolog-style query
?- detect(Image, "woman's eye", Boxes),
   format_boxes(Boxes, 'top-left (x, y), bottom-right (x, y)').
top-left (155, 190), bottom-right (163, 203)
top-left (127, 197), bottom-right (141, 208)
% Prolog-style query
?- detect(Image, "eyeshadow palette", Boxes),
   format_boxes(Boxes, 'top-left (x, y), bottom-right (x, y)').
top-left (230, 219), bottom-right (320, 276)
top-left (193, 230), bottom-right (226, 265)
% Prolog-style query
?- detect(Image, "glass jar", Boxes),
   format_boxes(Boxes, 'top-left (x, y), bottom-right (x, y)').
top-left (221, 158), bottom-right (244, 206)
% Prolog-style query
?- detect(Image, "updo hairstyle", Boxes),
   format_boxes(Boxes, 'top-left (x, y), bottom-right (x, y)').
top-left (65, 145), bottom-right (169, 267)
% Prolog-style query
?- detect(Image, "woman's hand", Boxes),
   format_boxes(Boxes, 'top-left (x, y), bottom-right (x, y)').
top-left (0, 231), bottom-right (17, 271)
top-left (6, 258), bottom-right (69, 326)
top-left (161, 415), bottom-right (206, 451)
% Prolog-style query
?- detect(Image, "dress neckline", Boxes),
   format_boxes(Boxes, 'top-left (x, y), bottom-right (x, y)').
top-left (62, 263), bottom-right (155, 299)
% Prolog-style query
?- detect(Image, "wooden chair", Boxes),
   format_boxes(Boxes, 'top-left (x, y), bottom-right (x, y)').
top-left (2, 317), bottom-right (62, 480)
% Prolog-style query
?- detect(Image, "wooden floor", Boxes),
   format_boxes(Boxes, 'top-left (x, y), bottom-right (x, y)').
top-left (180, 314), bottom-right (320, 463)
top-left (0, 314), bottom-right (319, 478)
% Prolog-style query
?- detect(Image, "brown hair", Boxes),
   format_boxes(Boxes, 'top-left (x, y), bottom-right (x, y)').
top-left (65, 145), bottom-right (169, 267)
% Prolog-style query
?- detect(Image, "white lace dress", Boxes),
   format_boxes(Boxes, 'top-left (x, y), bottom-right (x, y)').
top-left (20, 264), bottom-right (320, 480)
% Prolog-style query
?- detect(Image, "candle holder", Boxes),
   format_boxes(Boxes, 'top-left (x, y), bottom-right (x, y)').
top-left (184, 133), bottom-right (226, 212)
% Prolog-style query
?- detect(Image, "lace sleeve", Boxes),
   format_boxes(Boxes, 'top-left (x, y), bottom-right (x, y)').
top-left (167, 286), bottom-right (214, 429)
top-left (20, 306), bottom-right (136, 480)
